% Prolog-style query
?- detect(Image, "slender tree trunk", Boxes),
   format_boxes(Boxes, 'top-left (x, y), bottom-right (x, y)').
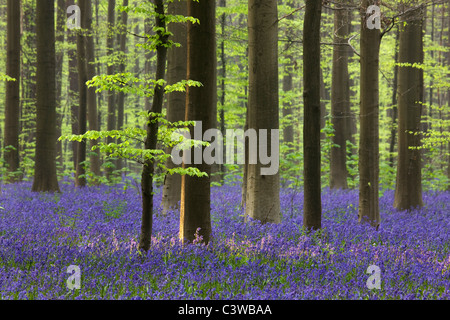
top-left (245, 0), bottom-right (281, 224)
top-left (116, 0), bottom-right (128, 172)
top-left (394, 2), bottom-right (425, 210)
top-left (358, 0), bottom-right (380, 228)
top-left (4, 0), bottom-right (21, 182)
top-left (106, 0), bottom-right (116, 179)
top-left (219, 0), bottom-right (227, 180)
top-left (55, 0), bottom-right (65, 174)
top-left (179, 0), bottom-right (216, 244)
top-left (240, 45), bottom-right (249, 209)
top-left (388, 27), bottom-right (400, 168)
top-left (161, 0), bottom-right (187, 214)
top-left (447, 0), bottom-right (450, 190)
top-left (68, 17), bottom-right (79, 172)
top-left (330, 1), bottom-right (350, 190)
top-left (32, 0), bottom-right (60, 193)
top-left (75, 0), bottom-right (88, 188)
top-left (282, 2), bottom-right (294, 147)
top-left (139, 0), bottom-right (169, 252)
top-left (20, 3), bottom-right (36, 161)
top-left (302, 0), bottom-right (322, 230)
top-left (85, 0), bottom-right (101, 180)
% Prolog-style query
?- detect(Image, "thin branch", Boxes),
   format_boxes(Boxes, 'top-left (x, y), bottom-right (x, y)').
top-left (347, 34), bottom-right (360, 57)
top-left (277, 6), bottom-right (305, 22)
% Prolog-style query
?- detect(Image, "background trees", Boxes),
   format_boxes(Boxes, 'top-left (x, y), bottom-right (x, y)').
top-left (0, 0), bottom-right (449, 243)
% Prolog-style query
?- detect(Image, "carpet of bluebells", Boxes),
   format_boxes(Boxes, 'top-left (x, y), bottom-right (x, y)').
top-left (0, 180), bottom-right (449, 300)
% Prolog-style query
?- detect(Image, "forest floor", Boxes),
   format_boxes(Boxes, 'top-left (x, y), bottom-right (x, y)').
top-left (0, 181), bottom-right (449, 299)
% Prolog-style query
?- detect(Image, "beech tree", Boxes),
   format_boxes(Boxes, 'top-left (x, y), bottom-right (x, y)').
top-left (85, 0), bottom-right (102, 179)
top-left (75, 0), bottom-right (88, 188)
top-left (139, 0), bottom-right (169, 251)
top-left (106, 0), bottom-right (116, 178)
top-left (179, 0), bottom-right (216, 243)
top-left (303, 0), bottom-right (322, 230)
top-left (330, 0), bottom-right (351, 190)
top-left (162, 0), bottom-right (188, 214)
top-left (4, 0), bottom-right (21, 182)
top-left (394, 1), bottom-right (425, 210)
top-left (358, 0), bottom-right (380, 228)
top-left (32, 0), bottom-right (60, 192)
top-left (245, 0), bottom-right (281, 224)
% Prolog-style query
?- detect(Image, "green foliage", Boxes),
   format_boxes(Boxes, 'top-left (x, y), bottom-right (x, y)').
top-left (60, 112), bottom-right (208, 180)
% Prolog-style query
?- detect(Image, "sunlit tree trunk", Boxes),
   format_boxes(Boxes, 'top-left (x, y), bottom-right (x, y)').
top-left (179, 0), bottom-right (216, 243)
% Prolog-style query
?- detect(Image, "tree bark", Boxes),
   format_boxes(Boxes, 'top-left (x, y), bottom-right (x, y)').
top-left (85, 0), bottom-right (102, 180)
top-left (162, 0), bottom-right (187, 214)
top-left (55, 0), bottom-right (66, 174)
top-left (388, 27), bottom-right (399, 168)
top-left (75, 0), bottom-right (88, 188)
top-left (68, 12), bottom-right (79, 172)
top-left (394, 2), bottom-right (425, 210)
top-left (245, 0), bottom-right (281, 225)
top-left (303, 0), bottom-right (322, 230)
top-left (106, 0), bottom-right (116, 179)
top-left (116, 0), bottom-right (128, 172)
top-left (4, 0), bottom-right (21, 182)
top-left (330, 1), bottom-right (351, 190)
top-left (139, 0), bottom-right (169, 252)
top-left (32, 0), bottom-right (60, 193)
top-left (179, 0), bottom-right (216, 243)
top-left (358, 0), bottom-right (380, 228)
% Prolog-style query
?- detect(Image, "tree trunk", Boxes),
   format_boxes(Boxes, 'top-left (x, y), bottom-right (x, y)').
top-left (161, 0), bottom-right (187, 214)
top-left (330, 1), bottom-right (350, 190)
top-left (219, 0), bottom-right (227, 180)
top-left (106, 0), bottom-right (116, 179)
top-left (32, 0), bottom-right (60, 193)
top-left (282, 2), bottom-right (294, 147)
top-left (139, 0), bottom-right (169, 252)
top-left (245, 0), bottom-right (281, 224)
top-left (75, 0), bottom-right (88, 188)
top-left (4, 0), bottom-right (21, 182)
top-left (179, 0), bottom-right (216, 243)
top-left (394, 2), bottom-right (425, 211)
top-left (68, 15), bottom-right (79, 172)
top-left (358, 0), bottom-right (380, 228)
top-left (302, 0), bottom-right (322, 230)
top-left (55, 0), bottom-right (66, 174)
top-left (447, 0), bottom-right (450, 190)
top-left (388, 27), bottom-right (400, 168)
top-left (84, 0), bottom-right (102, 180)
top-left (116, 0), bottom-right (128, 172)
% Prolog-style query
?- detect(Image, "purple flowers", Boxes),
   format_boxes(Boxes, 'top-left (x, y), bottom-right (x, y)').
top-left (0, 182), bottom-right (449, 299)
